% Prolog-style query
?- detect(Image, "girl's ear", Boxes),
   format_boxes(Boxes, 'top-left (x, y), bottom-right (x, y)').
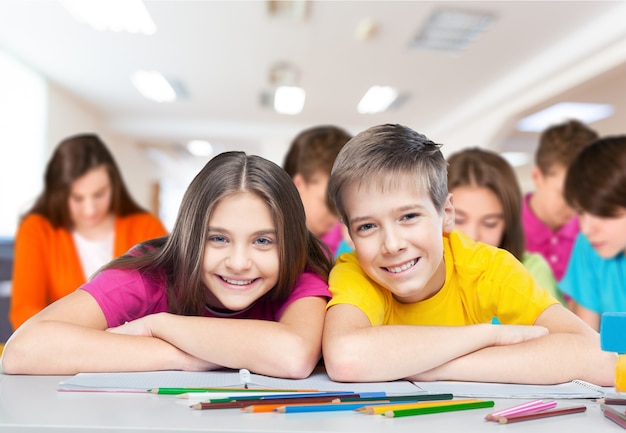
top-left (442, 193), bottom-right (455, 233)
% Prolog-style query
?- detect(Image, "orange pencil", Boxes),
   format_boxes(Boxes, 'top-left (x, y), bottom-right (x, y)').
top-left (357, 399), bottom-right (480, 415)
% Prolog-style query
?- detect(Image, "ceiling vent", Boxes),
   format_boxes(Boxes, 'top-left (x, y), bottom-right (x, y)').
top-left (411, 9), bottom-right (494, 52)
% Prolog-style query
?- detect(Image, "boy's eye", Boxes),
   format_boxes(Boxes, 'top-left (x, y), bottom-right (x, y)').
top-left (400, 213), bottom-right (419, 221)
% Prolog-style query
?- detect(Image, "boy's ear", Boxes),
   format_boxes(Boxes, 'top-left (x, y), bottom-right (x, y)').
top-left (531, 166), bottom-right (544, 188)
top-left (442, 193), bottom-right (455, 233)
top-left (293, 173), bottom-right (306, 191)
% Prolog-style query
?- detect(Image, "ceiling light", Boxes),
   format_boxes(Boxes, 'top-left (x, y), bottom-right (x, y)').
top-left (412, 9), bottom-right (494, 52)
top-left (501, 152), bottom-right (531, 167)
top-left (274, 86), bottom-right (306, 115)
top-left (517, 102), bottom-right (614, 132)
top-left (186, 140), bottom-right (213, 157)
top-left (357, 86), bottom-right (399, 114)
top-left (131, 70), bottom-right (177, 103)
top-left (61, 0), bottom-right (156, 35)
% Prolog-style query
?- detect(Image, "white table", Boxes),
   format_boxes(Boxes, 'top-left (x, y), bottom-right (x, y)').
top-left (0, 374), bottom-right (622, 433)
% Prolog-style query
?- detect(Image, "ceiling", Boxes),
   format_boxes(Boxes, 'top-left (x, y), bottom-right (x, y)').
top-left (1, 0), bottom-right (625, 162)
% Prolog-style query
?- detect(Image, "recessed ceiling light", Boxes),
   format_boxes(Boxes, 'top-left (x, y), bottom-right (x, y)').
top-left (357, 86), bottom-right (399, 114)
top-left (274, 86), bottom-right (306, 115)
top-left (517, 102), bottom-right (614, 132)
top-left (61, 0), bottom-right (156, 35)
top-left (501, 152), bottom-right (532, 167)
top-left (131, 70), bottom-right (177, 103)
top-left (186, 140), bottom-right (213, 157)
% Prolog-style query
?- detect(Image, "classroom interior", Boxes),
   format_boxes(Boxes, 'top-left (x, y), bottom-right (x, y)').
top-left (1, 0), bottom-right (626, 345)
top-left (1, 2), bottom-right (626, 431)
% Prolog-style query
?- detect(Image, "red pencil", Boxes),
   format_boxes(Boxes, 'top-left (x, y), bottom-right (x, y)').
top-left (602, 405), bottom-right (626, 429)
top-left (497, 405), bottom-right (587, 424)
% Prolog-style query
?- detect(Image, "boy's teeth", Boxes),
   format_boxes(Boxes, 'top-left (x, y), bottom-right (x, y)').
top-left (387, 259), bottom-right (416, 273)
top-left (223, 277), bottom-right (253, 285)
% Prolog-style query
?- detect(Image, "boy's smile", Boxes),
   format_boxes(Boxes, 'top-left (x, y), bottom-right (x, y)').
top-left (342, 178), bottom-right (454, 303)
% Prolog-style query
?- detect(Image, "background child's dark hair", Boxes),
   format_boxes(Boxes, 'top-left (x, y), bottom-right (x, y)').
top-left (328, 124), bottom-right (447, 226)
top-left (104, 151), bottom-right (333, 316)
top-left (535, 119), bottom-right (598, 174)
top-left (564, 135), bottom-right (626, 217)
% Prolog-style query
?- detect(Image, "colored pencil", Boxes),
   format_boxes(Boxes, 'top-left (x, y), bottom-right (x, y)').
top-left (275, 401), bottom-right (393, 413)
top-left (149, 387), bottom-right (314, 395)
top-left (190, 393), bottom-right (369, 410)
top-left (486, 399), bottom-right (556, 421)
top-left (383, 400), bottom-right (495, 418)
top-left (604, 408), bottom-right (626, 429)
top-left (497, 405), bottom-right (587, 424)
top-left (241, 400), bottom-right (389, 413)
top-left (337, 393), bottom-right (453, 403)
top-left (602, 404), bottom-right (626, 429)
top-left (597, 397), bottom-right (626, 405)
top-left (358, 399), bottom-right (480, 415)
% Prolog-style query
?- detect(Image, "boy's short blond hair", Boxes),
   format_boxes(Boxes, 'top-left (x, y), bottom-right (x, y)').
top-left (328, 124), bottom-right (448, 225)
top-left (535, 119), bottom-right (598, 174)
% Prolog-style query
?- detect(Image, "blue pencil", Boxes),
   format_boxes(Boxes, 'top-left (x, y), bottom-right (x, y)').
top-left (275, 401), bottom-right (392, 413)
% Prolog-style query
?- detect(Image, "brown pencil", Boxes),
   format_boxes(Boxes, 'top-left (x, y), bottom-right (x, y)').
top-left (497, 405), bottom-right (587, 424)
top-left (597, 398), bottom-right (626, 405)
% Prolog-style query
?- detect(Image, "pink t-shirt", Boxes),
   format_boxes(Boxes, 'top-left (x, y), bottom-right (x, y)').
top-left (521, 192), bottom-right (579, 281)
top-left (320, 223), bottom-right (344, 257)
top-left (80, 268), bottom-right (330, 328)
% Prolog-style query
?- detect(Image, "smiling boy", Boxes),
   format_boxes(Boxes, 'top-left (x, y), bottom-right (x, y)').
top-left (322, 124), bottom-right (615, 386)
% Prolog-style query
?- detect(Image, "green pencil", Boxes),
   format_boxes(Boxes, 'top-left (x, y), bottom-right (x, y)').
top-left (383, 400), bottom-right (495, 418)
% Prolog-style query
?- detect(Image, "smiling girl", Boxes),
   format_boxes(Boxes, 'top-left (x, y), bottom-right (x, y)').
top-left (2, 152), bottom-right (332, 377)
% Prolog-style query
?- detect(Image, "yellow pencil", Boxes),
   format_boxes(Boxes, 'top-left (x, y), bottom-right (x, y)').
top-left (358, 399), bottom-right (480, 415)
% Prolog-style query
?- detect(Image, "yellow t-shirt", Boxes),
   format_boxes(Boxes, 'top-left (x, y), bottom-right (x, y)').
top-left (327, 230), bottom-right (558, 326)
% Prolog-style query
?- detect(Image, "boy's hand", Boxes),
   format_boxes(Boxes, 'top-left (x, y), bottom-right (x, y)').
top-left (493, 324), bottom-right (548, 346)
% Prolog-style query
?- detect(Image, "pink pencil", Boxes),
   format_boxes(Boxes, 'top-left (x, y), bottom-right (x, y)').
top-left (485, 399), bottom-right (556, 421)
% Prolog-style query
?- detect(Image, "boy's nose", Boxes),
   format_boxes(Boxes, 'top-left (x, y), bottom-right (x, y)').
top-left (381, 227), bottom-right (405, 255)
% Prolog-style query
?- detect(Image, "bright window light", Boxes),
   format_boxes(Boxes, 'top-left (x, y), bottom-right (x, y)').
top-left (357, 86), bottom-right (399, 114)
top-left (274, 86), bottom-right (306, 115)
top-left (132, 70), bottom-right (177, 103)
top-left (186, 140), bottom-right (213, 157)
top-left (61, 0), bottom-right (156, 35)
top-left (517, 102), bottom-right (614, 132)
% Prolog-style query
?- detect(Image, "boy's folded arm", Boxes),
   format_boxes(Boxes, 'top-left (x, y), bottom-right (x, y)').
top-left (407, 304), bottom-right (617, 386)
top-left (322, 304), bottom-right (547, 383)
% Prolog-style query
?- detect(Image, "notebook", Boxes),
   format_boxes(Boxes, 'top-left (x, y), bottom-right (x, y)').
top-left (58, 369), bottom-right (422, 394)
top-left (411, 379), bottom-right (621, 399)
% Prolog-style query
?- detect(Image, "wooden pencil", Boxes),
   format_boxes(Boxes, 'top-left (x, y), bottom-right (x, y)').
top-left (602, 404), bottom-right (626, 429)
top-left (191, 394), bottom-right (349, 410)
top-left (383, 400), bottom-right (494, 418)
top-left (358, 399), bottom-right (480, 415)
top-left (497, 405), bottom-right (587, 424)
top-left (337, 393), bottom-right (452, 403)
top-left (242, 400), bottom-right (391, 413)
top-left (485, 400), bottom-right (556, 421)
top-left (597, 398), bottom-right (626, 405)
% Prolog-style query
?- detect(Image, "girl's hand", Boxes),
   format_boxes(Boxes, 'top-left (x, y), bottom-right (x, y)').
top-left (493, 324), bottom-right (548, 346)
top-left (106, 316), bottom-right (156, 337)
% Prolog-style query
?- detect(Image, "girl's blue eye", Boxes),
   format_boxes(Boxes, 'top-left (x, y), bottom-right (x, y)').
top-left (254, 237), bottom-right (272, 246)
top-left (209, 235), bottom-right (227, 243)
top-left (356, 223), bottom-right (375, 232)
